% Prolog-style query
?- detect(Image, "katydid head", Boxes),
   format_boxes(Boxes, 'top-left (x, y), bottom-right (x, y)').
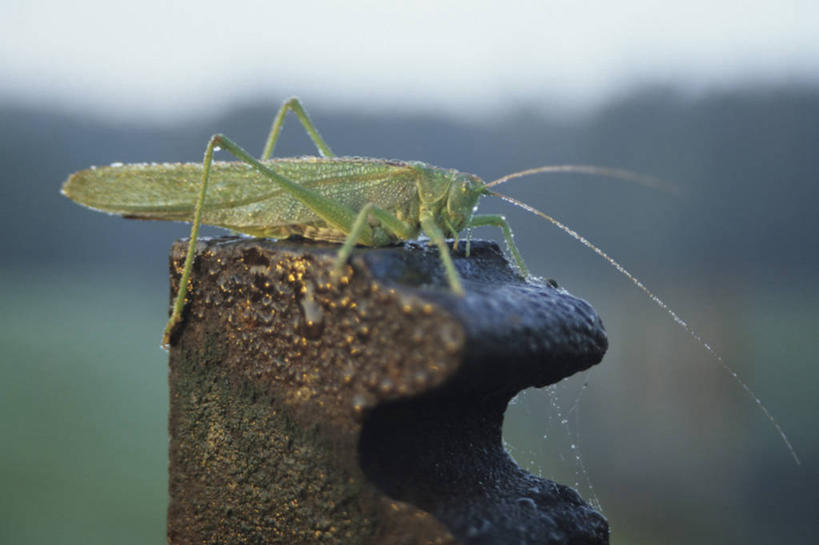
top-left (410, 161), bottom-right (484, 232)
top-left (445, 172), bottom-right (485, 231)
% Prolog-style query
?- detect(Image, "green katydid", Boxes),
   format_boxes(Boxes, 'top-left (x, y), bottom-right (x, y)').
top-left (62, 97), bottom-right (667, 343)
top-left (61, 97), bottom-right (799, 464)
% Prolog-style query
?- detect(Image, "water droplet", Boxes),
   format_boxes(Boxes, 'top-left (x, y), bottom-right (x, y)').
top-left (466, 519), bottom-right (492, 537)
top-left (412, 370), bottom-right (429, 386)
top-left (438, 323), bottom-right (462, 353)
top-left (352, 393), bottom-right (374, 413)
top-left (378, 377), bottom-right (394, 394)
top-left (515, 497), bottom-right (537, 509)
top-left (342, 367), bottom-right (355, 383)
top-left (298, 284), bottom-right (324, 339)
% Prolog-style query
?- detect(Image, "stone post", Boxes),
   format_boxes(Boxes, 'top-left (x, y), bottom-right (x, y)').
top-left (166, 237), bottom-right (609, 545)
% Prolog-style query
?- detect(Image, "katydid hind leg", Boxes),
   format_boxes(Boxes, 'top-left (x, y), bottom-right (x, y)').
top-left (162, 135), bottom-right (220, 348)
top-left (214, 134), bottom-right (421, 242)
top-left (164, 132), bottom-right (356, 347)
top-left (261, 97), bottom-right (335, 160)
top-left (217, 134), bottom-right (367, 235)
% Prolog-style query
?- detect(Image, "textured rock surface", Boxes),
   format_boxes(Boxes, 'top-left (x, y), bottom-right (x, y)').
top-left (166, 237), bottom-right (609, 545)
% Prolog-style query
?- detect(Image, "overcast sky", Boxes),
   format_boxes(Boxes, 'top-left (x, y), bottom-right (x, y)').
top-left (2, 0), bottom-right (818, 122)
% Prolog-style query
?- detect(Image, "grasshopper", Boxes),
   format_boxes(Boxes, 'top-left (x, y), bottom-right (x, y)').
top-left (63, 97), bottom-right (628, 344)
top-left (61, 97), bottom-right (799, 464)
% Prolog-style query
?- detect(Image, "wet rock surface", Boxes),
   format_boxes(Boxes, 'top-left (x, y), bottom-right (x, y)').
top-left (167, 236), bottom-right (609, 545)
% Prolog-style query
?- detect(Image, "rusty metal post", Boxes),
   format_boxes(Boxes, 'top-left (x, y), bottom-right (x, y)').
top-left (166, 237), bottom-right (609, 545)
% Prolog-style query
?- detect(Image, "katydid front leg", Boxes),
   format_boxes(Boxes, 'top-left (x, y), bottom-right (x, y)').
top-left (162, 136), bottom-right (218, 348)
top-left (468, 214), bottom-right (528, 275)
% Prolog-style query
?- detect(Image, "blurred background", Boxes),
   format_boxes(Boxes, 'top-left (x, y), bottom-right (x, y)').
top-left (1, 1), bottom-right (817, 544)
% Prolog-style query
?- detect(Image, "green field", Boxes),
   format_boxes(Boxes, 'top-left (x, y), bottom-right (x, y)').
top-left (0, 267), bottom-right (167, 545)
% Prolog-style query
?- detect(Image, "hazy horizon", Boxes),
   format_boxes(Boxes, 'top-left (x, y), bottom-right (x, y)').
top-left (3, 0), bottom-right (819, 123)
